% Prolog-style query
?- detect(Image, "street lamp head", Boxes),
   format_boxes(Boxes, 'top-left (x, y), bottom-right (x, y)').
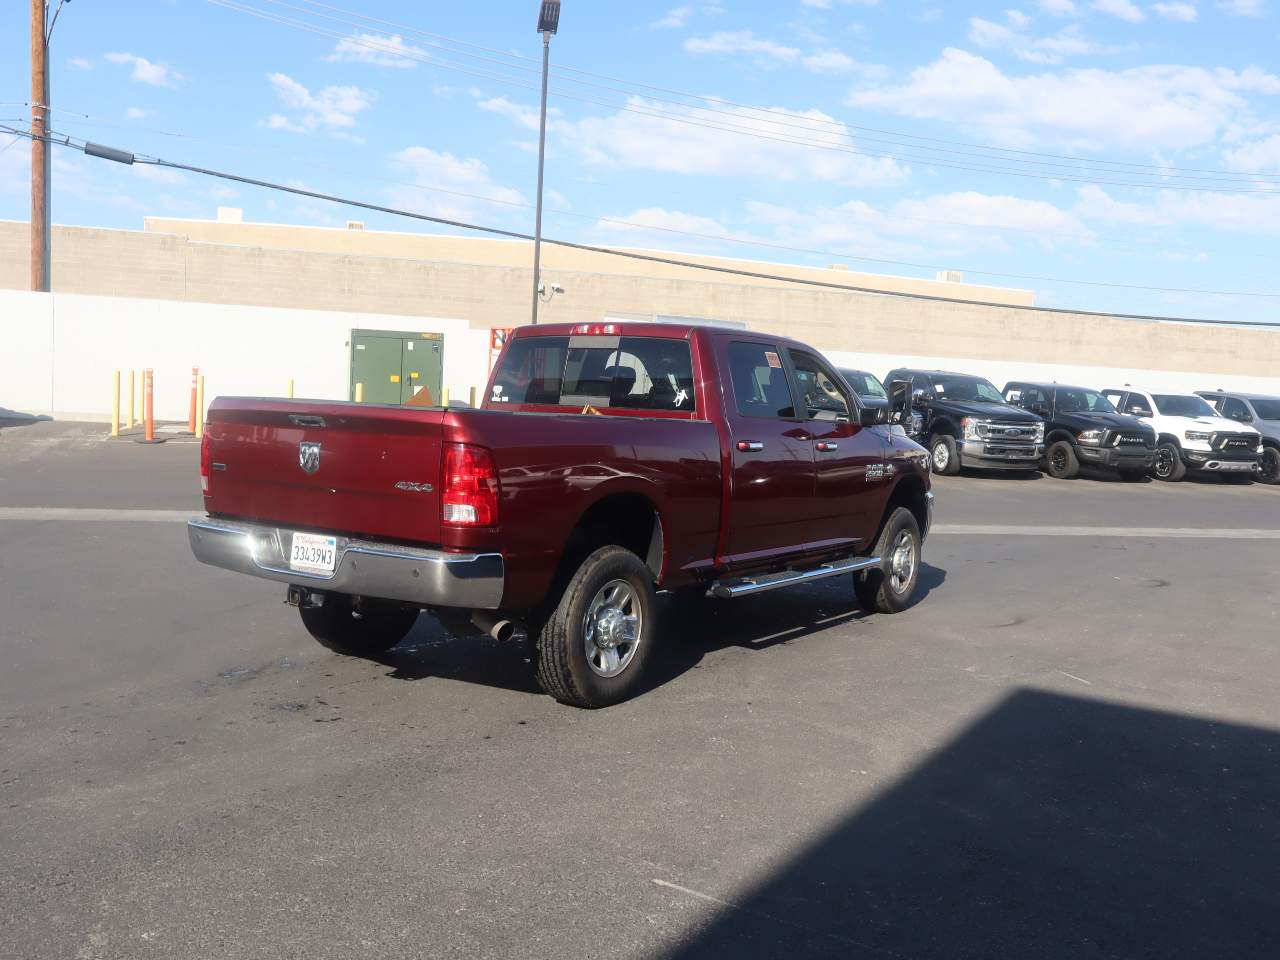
top-left (537, 1), bottom-right (561, 35)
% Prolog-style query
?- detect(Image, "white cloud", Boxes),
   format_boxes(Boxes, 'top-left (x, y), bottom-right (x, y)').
top-left (652, 6), bottom-right (693, 29)
top-left (802, 50), bottom-right (869, 75)
top-left (125, 107), bottom-right (149, 119)
top-left (67, 57), bottom-right (92, 71)
top-left (1218, 0), bottom-right (1265, 14)
top-left (1223, 134), bottom-right (1280, 171)
top-left (104, 52), bottom-right (183, 88)
top-left (684, 31), bottom-right (801, 62)
top-left (388, 147), bottom-right (526, 219)
top-left (265, 73), bottom-right (372, 132)
top-left (1076, 183), bottom-right (1280, 236)
top-left (1038, 0), bottom-right (1077, 12)
top-left (326, 33), bottom-right (425, 67)
top-left (848, 48), bottom-right (1280, 150)
top-left (968, 18), bottom-right (1100, 64)
top-left (595, 207), bottom-right (735, 249)
top-left (260, 113), bottom-right (305, 133)
top-left (1151, 1), bottom-right (1198, 18)
top-left (476, 95), bottom-right (554, 131)
top-left (896, 191), bottom-right (1093, 239)
top-left (1092, 0), bottom-right (1146, 19)
top-left (546, 96), bottom-right (909, 187)
top-left (1006, 8), bottom-right (1033, 27)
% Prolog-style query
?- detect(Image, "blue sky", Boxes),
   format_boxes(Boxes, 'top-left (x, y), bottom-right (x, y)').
top-left (3, 0), bottom-right (1279, 322)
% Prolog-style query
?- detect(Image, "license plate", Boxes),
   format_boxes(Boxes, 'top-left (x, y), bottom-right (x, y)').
top-left (290, 532), bottom-right (338, 575)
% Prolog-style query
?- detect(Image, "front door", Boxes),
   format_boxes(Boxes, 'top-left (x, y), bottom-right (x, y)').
top-left (718, 339), bottom-right (816, 565)
top-left (787, 348), bottom-right (887, 550)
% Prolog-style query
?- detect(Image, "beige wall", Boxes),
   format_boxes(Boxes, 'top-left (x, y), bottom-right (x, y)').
top-left (2, 218), bottom-right (1277, 382)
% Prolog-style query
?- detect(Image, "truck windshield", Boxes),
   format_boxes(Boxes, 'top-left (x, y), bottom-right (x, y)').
top-left (490, 335), bottom-right (696, 412)
top-left (933, 377), bottom-right (1004, 403)
top-left (839, 370), bottom-right (887, 400)
top-left (1153, 394), bottom-right (1216, 418)
top-left (1055, 388), bottom-right (1116, 414)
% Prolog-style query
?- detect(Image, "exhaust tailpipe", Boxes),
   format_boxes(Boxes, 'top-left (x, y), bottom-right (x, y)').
top-left (471, 610), bottom-right (516, 643)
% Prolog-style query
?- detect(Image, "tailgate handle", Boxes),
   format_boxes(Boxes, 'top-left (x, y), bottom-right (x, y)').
top-left (288, 415), bottom-right (326, 428)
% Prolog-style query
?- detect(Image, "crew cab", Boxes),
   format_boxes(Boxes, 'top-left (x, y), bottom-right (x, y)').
top-left (1002, 381), bottom-right (1155, 480)
top-left (189, 322), bottom-right (934, 708)
top-left (1197, 391), bottom-right (1280, 485)
top-left (1101, 387), bottom-right (1262, 482)
top-left (884, 368), bottom-right (1045, 475)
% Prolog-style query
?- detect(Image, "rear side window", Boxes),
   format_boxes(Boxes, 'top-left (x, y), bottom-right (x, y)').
top-left (727, 342), bottom-right (795, 419)
top-left (490, 335), bottom-right (695, 412)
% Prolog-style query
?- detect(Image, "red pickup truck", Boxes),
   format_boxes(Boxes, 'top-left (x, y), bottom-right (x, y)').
top-left (189, 322), bottom-right (933, 707)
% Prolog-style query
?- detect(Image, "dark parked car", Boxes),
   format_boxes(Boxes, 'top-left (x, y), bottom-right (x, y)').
top-left (838, 367), bottom-right (923, 437)
top-left (1197, 390), bottom-right (1280, 484)
top-left (885, 368), bottom-right (1044, 475)
top-left (1002, 382), bottom-right (1155, 480)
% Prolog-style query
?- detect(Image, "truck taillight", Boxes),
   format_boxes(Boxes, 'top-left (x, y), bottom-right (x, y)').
top-left (441, 443), bottom-right (499, 526)
top-left (200, 431), bottom-right (210, 495)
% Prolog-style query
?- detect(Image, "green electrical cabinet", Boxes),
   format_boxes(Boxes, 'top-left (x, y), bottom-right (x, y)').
top-left (350, 330), bottom-right (444, 405)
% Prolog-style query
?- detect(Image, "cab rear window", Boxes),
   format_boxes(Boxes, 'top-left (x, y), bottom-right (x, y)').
top-left (490, 336), bottom-right (695, 412)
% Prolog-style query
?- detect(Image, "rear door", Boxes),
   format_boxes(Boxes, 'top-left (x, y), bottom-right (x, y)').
top-left (787, 348), bottom-right (887, 549)
top-left (717, 340), bottom-right (816, 564)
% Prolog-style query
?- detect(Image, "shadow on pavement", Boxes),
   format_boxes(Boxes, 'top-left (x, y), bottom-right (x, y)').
top-left (373, 563), bottom-right (947, 698)
top-left (659, 688), bottom-right (1280, 959)
top-left (0, 407), bottom-right (52, 429)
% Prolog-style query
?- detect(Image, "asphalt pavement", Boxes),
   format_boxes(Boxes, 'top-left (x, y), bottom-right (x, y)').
top-left (2, 420), bottom-right (1278, 959)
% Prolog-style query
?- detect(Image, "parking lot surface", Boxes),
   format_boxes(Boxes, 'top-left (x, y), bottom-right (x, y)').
top-left (2, 421), bottom-right (1278, 959)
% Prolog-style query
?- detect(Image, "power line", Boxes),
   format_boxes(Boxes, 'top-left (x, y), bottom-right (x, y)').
top-left (205, 1), bottom-right (1280, 195)
top-left (238, 0), bottom-right (1280, 185)
top-left (6, 123), bottom-right (1279, 318)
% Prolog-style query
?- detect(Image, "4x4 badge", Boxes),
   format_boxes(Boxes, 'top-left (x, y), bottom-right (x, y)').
top-left (299, 441), bottom-right (321, 475)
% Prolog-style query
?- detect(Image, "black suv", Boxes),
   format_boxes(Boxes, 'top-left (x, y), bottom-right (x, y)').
top-left (1003, 381), bottom-right (1156, 480)
top-left (885, 368), bottom-right (1044, 475)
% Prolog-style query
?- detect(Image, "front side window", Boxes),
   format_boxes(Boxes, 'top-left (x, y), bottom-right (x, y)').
top-left (791, 351), bottom-right (852, 421)
top-left (1221, 397), bottom-right (1252, 422)
top-left (1153, 394), bottom-right (1216, 418)
top-left (727, 342), bottom-right (795, 419)
top-left (1121, 393), bottom-right (1153, 417)
top-left (1055, 388), bottom-right (1116, 414)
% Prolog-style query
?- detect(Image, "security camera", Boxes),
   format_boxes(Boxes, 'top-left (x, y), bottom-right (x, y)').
top-left (551, 283), bottom-right (564, 295)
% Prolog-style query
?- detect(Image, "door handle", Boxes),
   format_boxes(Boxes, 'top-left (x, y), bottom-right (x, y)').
top-left (736, 441), bottom-right (764, 452)
top-left (816, 441), bottom-right (839, 452)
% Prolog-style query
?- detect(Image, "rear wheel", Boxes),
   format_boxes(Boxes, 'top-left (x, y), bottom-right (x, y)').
top-left (299, 593), bottom-right (419, 657)
top-left (534, 545), bottom-right (656, 708)
top-left (1045, 440), bottom-right (1080, 479)
top-left (1260, 447), bottom-right (1280, 485)
top-left (854, 507), bottom-right (922, 615)
top-left (929, 435), bottom-right (960, 476)
top-left (1152, 443), bottom-right (1186, 482)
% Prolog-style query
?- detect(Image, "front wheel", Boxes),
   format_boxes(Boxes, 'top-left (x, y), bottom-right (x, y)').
top-left (534, 545), bottom-right (656, 708)
top-left (1152, 443), bottom-right (1186, 482)
top-left (930, 435), bottom-right (961, 476)
top-left (1045, 440), bottom-right (1080, 479)
top-left (299, 594), bottom-right (419, 657)
top-left (1260, 447), bottom-right (1280, 485)
top-left (854, 507), bottom-right (922, 614)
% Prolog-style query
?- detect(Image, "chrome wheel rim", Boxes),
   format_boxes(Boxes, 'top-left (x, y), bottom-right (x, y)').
top-left (931, 442), bottom-right (949, 472)
top-left (888, 530), bottom-right (917, 595)
top-left (583, 579), bottom-right (643, 678)
top-left (1155, 448), bottom-right (1174, 478)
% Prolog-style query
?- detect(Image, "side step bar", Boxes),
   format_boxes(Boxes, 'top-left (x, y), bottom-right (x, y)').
top-left (706, 556), bottom-right (882, 600)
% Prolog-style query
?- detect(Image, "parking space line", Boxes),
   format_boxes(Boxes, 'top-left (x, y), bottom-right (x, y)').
top-left (0, 508), bottom-right (191, 522)
top-left (932, 524), bottom-right (1280, 539)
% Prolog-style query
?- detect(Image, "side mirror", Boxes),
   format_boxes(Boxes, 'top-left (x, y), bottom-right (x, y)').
top-left (858, 406), bottom-right (884, 428)
top-left (886, 379), bottom-right (914, 425)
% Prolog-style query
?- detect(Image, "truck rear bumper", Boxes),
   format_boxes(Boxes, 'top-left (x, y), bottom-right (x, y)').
top-left (188, 517), bottom-right (505, 610)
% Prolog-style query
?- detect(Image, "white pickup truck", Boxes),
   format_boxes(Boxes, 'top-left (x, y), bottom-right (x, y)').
top-left (1102, 387), bottom-right (1262, 482)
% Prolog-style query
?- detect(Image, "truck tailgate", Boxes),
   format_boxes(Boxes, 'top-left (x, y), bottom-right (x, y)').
top-left (203, 398), bottom-right (445, 545)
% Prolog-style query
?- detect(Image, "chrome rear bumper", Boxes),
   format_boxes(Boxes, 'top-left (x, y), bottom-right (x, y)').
top-left (188, 517), bottom-right (505, 609)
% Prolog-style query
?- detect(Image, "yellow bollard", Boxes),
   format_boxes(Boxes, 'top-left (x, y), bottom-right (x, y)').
top-left (111, 371), bottom-right (121, 437)
top-left (468, 386), bottom-right (477, 407)
top-left (355, 382), bottom-right (364, 403)
top-left (441, 387), bottom-right (450, 407)
top-left (195, 375), bottom-right (205, 440)
top-left (127, 370), bottom-right (136, 428)
top-left (287, 378), bottom-right (294, 399)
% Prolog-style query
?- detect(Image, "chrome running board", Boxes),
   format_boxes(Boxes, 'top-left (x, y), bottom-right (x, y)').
top-left (706, 555), bottom-right (882, 600)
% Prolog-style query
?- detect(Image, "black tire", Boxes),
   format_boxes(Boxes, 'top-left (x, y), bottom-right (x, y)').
top-left (1152, 442), bottom-right (1186, 482)
top-left (853, 507), bottom-right (923, 615)
top-left (534, 545), bottom-right (656, 709)
top-left (299, 593), bottom-right (419, 657)
top-left (1045, 440), bottom-right (1080, 479)
top-left (1260, 447), bottom-right (1280, 485)
top-left (929, 434), bottom-right (961, 476)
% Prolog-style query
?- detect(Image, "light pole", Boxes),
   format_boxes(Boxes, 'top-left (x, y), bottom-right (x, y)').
top-left (530, 1), bottom-right (560, 325)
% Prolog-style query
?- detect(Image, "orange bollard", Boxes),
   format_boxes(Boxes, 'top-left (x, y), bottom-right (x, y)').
top-left (187, 366), bottom-right (199, 434)
top-left (134, 368), bottom-right (165, 444)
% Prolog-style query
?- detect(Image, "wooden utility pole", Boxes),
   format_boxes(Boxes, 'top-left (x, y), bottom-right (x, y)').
top-left (31, 0), bottom-right (50, 292)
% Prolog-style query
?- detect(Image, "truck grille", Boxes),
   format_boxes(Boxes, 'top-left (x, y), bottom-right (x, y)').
top-left (1213, 433), bottom-right (1255, 452)
top-left (980, 422), bottom-right (1038, 443)
top-left (1110, 431), bottom-right (1152, 448)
